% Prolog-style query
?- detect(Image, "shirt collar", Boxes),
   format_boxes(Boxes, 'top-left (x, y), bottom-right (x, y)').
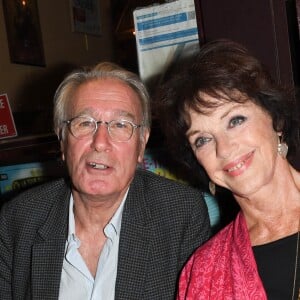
top-left (68, 190), bottom-right (128, 240)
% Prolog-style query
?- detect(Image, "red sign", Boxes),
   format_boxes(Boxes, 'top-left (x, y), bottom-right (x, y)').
top-left (0, 94), bottom-right (17, 139)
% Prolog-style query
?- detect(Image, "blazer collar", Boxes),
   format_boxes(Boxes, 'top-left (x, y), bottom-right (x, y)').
top-left (31, 178), bottom-right (70, 299)
top-left (115, 170), bottom-right (153, 299)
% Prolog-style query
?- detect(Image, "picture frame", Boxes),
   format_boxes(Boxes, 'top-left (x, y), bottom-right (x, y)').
top-left (2, 0), bottom-right (45, 66)
top-left (69, 0), bottom-right (101, 36)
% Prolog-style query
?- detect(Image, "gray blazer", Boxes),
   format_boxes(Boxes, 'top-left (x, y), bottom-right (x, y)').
top-left (0, 169), bottom-right (210, 300)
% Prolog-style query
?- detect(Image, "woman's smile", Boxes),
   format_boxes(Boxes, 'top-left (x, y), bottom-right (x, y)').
top-left (223, 150), bottom-right (255, 176)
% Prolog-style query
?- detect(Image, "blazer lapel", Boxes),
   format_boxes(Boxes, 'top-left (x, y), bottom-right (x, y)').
top-left (31, 183), bottom-right (70, 300)
top-left (115, 175), bottom-right (152, 299)
top-left (31, 239), bottom-right (66, 300)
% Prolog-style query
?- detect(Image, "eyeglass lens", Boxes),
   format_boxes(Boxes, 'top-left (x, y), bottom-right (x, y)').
top-left (68, 117), bottom-right (136, 141)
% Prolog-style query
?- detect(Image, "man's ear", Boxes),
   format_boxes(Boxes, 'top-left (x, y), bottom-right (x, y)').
top-left (60, 139), bottom-right (65, 161)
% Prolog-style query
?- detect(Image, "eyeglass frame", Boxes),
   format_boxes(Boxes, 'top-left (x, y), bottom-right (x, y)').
top-left (63, 115), bottom-right (142, 142)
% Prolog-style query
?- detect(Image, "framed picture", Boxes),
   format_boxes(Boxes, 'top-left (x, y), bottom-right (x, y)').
top-left (69, 0), bottom-right (101, 36)
top-left (2, 0), bottom-right (45, 66)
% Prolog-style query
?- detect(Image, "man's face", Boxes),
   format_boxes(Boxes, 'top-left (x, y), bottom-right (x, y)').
top-left (61, 78), bottom-right (149, 202)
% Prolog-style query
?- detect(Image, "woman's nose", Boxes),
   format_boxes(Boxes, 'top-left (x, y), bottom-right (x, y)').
top-left (216, 136), bottom-right (234, 159)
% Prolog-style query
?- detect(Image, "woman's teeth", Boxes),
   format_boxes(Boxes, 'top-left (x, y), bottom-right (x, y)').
top-left (228, 161), bottom-right (244, 172)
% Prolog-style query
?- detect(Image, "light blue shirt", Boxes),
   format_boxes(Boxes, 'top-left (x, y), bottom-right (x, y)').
top-left (58, 192), bottom-right (127, 300)
top-left (203, 192), bottom-right (220, 231)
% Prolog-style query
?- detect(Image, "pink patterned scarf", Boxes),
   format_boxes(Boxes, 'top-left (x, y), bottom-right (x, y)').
top-left (177, 212), bottom-right (267, 299)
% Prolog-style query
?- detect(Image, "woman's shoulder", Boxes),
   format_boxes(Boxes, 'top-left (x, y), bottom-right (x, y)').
top-left (193, 220), bottom-right (236, 259)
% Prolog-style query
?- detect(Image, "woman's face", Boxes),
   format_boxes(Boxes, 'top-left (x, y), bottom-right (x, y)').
top-left (186, 93), bottom-right (280, 198)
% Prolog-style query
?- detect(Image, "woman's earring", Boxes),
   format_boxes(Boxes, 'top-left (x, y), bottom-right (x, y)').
top-left (209, 181), bottom-right (216, 196)
top-left (278, 135), bottom-right (288, 158)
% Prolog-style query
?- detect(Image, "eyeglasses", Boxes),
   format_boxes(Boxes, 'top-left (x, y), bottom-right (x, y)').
top-left (63, 116), bottom-right (142, 142)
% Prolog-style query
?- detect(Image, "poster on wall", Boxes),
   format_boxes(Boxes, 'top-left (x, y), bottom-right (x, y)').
top-left (0, 94), bottom-right (17, 140)
top-left (69, 0), bottom-right (101, 35)
top-left (3, 0), bottom-right (45, 66)
top-left (133, 0), bottom-right (201, 87)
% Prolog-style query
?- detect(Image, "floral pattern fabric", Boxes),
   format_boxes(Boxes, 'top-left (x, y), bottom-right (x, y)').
top-left (177, 212), bottom-right (267, 300)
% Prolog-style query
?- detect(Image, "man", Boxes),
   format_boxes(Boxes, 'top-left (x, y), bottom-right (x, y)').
top-left (0, 62), bottom-right (210, 299)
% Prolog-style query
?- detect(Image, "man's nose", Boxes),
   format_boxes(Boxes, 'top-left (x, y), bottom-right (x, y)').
top-left (91, 123), bottom-right (112, 151)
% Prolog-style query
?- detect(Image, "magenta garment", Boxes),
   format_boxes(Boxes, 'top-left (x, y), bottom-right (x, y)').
top-left (177, 212), bottom-right (267, 300)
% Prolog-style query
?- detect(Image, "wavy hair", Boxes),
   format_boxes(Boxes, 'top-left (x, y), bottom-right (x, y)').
top-left (155, 39), bottom-right (300, 184)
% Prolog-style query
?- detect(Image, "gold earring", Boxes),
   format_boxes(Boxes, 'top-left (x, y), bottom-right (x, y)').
top-left (278, 135), bottom-right (288, 158)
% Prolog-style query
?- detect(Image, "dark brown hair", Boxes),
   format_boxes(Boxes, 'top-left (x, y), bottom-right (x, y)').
top-left (155, 39), bottom-right (300, 185)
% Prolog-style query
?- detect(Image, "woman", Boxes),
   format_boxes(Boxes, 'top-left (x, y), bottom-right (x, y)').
top-left (155, 39), bottom-right (300, 299)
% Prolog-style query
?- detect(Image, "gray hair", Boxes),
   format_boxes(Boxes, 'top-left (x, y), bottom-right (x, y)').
top-left (53, 62), bottom-right (151, 140)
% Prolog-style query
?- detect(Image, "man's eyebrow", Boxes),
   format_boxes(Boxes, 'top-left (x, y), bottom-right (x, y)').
top-left (74, 109), bottom-right (136, 120)
top-left (114, 110), bottom-right (135, 120)
top-left (74, 108), bottom-right (94, 116)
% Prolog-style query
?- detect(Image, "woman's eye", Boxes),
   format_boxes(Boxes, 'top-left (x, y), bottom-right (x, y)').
top-left (194, 136), bottom-right (213, 148)
top-left (229, 116), bottom-right (246, 128)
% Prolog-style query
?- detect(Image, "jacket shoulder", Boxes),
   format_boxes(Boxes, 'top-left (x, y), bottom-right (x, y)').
top-left (133, 169), bottom-right (206, 215)
top-left (0, 178), bottom-right (70, 225)
top-left (136, 168), bottom-right (203, 197)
